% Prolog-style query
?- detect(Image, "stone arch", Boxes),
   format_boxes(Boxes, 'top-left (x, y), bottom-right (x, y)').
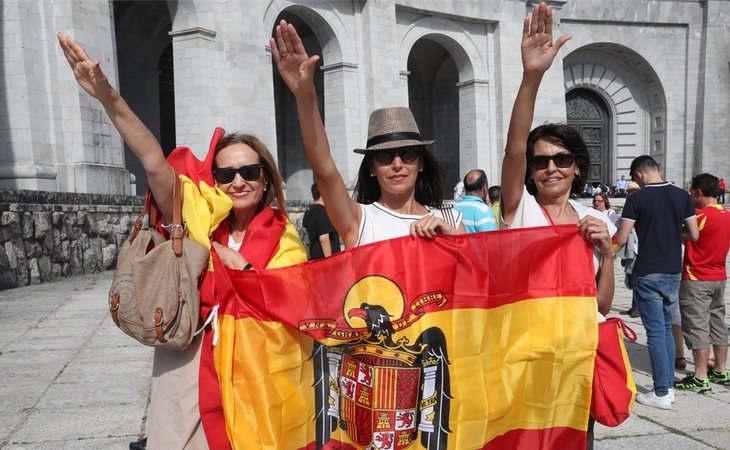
top-left (398, 17), bottom-right (490, 197)
top-left (563, 43), bottom-right (667, 182)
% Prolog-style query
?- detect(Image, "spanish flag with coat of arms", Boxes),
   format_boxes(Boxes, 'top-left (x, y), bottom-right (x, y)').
top-left (200, 222), bottom-right (601, 449)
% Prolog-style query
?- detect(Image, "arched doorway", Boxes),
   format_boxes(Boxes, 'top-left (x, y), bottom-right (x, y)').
top-left (271, 11), bottom-right (324, 201)
top-left (113, 0), bottom-right (175, 194)
top-left (566, 89), bottom-right (610, 186)
top-left (407, 38), bottom-right (459, 199)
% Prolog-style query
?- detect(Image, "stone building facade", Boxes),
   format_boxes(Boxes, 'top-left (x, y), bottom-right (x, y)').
top-left (2, 0), bottom-right (729, 200)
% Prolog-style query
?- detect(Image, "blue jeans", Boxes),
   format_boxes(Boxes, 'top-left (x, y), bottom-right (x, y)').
top-left (634, 273), bottom-right (680, 396)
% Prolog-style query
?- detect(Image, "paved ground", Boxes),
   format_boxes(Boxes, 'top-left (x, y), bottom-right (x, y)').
top-left (1, 259), bottom-right (729, 449)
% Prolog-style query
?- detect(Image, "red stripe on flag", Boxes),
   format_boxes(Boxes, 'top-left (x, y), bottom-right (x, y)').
top-left (480, 427), bottom-right (587, 449)
top-left (221, 225), bottom-right (595, 323)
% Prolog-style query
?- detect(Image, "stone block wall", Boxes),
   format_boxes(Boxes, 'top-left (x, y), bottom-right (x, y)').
top-left (0, 190), bottom-right (143, 290)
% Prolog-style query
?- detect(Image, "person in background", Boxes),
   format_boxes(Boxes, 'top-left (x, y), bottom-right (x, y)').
top-left (674, 173), bottom-right (730, 393)
top-left (616, 155), bottom-right (699, 410)
top-left (488, 185), bottom-right (502, 230)
top-left (592, 193), bottom-right (619, 226)
top-left (454, 169), bottom-right (497, 233)
top-left (302, 182), bottom-right (341, 259)
top-left (619, 181), bottom-right (641, 318)
top-left (616, 175), bottom-right (629, 197)
top-left (718, 178), bottom-right (726, 204)
top-left (454, 178), bottom-right (465, 201)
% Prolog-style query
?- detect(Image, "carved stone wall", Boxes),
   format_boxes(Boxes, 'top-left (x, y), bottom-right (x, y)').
top-left (0, 190), bottom-right (143, 290)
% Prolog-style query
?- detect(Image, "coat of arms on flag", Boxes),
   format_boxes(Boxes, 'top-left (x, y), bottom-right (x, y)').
top-left (301, 275), bottom-right (451, 449)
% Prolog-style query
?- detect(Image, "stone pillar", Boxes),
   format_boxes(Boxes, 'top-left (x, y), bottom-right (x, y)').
top-left (322, 61), bottom-right (363, 186)
top-left (457, 79), bottom-right (495, 184)
top-left (3, 0), bottom-right (129, 194)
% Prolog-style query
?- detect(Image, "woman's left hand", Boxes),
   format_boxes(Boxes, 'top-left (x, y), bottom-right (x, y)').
top-left (578, 216), bottom-right (614, 256)
top-left (410, 215), bottom-right (458, 239)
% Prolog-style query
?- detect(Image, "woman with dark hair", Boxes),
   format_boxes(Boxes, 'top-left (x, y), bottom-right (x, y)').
top-left (500, 3), bottom-right (615, 315)
top-left (501, 6), bottom-right (617, 447)
top-left (58, 33), bottom-right (305, 450)
top-left (271, 21), bottom-right (464, 247)
top-left (592, 192), bottom-right (619, 226)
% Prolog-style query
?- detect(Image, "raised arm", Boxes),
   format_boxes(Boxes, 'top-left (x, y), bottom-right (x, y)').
top-left (270, 21), bottom-right (362, 248)
top-left (57, 33), bottom-right (176, 220)
top-left (500, 3), bottom-right (570, 224)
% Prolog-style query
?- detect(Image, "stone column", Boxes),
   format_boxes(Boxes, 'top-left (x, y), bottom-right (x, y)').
top-left (457, 79), bottom-right (495, 183)
top-left (3, 0), bottom-right (129, 194)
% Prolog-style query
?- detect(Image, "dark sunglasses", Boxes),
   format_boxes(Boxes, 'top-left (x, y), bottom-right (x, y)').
top-left (371, 147), bottom-right (422, 165)
top-left (530, 153), bottom-right (575, 170)
top-left (212, 164), bottom-right (262, 184)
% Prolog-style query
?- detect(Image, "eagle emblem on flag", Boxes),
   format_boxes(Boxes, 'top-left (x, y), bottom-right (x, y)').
top-left (300, 275), bottom-right (452, 450)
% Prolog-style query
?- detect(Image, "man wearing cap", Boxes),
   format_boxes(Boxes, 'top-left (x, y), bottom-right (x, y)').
top-left (616, 155), bottom-right (699, 410)
top-left (453, 170), bottom-right (497, 233)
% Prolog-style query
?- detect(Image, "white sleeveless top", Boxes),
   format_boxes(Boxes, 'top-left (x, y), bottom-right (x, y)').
top-left (356, 202), bottom-right (462, 246)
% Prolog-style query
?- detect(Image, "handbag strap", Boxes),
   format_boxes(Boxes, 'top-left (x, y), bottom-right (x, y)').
top-left (609, 317), bottom-right (637, 342)
top-left (170, 171), bottom-right (184, 256)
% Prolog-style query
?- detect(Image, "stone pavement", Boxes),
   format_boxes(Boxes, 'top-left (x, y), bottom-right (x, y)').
top-left (1, 261), bottom-right (729, 449)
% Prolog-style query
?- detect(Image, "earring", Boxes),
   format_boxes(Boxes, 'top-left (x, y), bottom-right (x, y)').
top-left (370, 173), bottom-right (375, 177)
top-left (418, 168), bottom-right (423, 172)
top-left (264, 184), bottom-right (268, 192)
top-left (528, 177), bottom-right (535, 184)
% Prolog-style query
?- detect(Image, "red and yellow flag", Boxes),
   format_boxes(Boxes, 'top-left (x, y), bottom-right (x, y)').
top-left (208, 225), bottom-right (598, 449)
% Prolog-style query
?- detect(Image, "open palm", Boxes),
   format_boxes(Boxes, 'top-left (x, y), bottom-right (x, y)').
top-left (57, 33), bottom-right (112, 100)
top-left (270, 20), bottom-right (320, 96)
top-left (521, 3), bottom-right (570, 75)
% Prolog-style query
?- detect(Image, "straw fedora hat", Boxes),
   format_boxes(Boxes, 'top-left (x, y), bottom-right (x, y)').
top-left (354, 107), bottom-right (433, 154)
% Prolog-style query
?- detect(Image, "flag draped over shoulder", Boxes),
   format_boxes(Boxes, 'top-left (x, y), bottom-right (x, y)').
top-left (212, 225), bottom-right (599, 450)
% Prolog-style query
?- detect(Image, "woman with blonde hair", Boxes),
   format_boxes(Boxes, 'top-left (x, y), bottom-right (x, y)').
top-left (58, 32), bottom-right (305, 450)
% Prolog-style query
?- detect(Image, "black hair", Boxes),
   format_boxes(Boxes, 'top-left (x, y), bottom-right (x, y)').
top-left (464, 170), bottom-right (487, 193)
top-left (629, 155), bottom-right (659, 181)
top-left (488, 185), bottom-right (502, 203)
top-left (354, 145), bottom-right (445, 207)
top-left (310, 183), bottom-right (321, 201)
top-left (525, 124), bottom-right (589, 196)
top-left (690, 173), bottom-right (721, 198)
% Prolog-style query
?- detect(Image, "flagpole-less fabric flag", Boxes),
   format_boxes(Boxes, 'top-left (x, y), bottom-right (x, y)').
top-left (206, 224), bottom-right (599, 450)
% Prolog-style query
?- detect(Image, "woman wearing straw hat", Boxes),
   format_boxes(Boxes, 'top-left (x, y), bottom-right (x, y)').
top-left (271, 21), bottom-right (464, 247)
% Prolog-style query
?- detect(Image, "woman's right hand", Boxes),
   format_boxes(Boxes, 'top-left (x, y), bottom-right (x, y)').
top-left (270, 20), bottom-right (320, 97)
top-left (520, 2), bottom-right (571, 76)
top-left (57, 33), bottom-right (114, 101)
top-left (212, 242), bottom-right (251, 270)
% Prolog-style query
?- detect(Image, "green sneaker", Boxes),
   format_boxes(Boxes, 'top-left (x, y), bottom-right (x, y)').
top-left (707, 368), bottom-right (730, 385)
top-left (674, 374), bottom-right (712, 393)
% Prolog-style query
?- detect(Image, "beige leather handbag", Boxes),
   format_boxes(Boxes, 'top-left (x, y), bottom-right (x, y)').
top-left (108, 174), bottom-right (209, 350)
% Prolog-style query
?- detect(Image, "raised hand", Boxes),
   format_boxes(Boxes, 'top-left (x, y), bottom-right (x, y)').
top-left (270, 20), bottom-right (320, 97)
top-left (57, 33), bottom-right (114, 100)
top-left (521, 2), bottom-right (571, 76)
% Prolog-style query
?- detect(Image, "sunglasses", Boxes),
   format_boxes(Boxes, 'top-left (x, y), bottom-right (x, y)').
top-left (212, 164), bottom-right (263, 184)
top-left (530, 153), bottom-right (575, 170)
top-left (371, 147), bottom-right (422, 165)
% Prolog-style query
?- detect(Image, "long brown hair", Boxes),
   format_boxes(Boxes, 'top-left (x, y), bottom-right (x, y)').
top-left (213, 133), bottom-right (288, 216)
